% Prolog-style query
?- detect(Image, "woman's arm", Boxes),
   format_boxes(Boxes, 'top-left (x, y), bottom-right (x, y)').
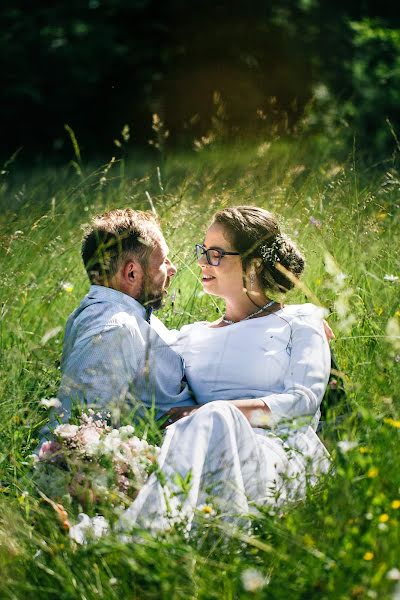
top-left (163, 312), bottom-right (331, 428)
top-left (250, 313), bottom-right (331, 426)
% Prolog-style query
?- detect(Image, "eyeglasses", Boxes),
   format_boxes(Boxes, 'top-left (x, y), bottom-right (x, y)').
top-left (195, 244), bottom-right (240, 266)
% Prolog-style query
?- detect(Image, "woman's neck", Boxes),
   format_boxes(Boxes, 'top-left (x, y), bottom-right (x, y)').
top-left (223, 292), bottom-right (271, 323)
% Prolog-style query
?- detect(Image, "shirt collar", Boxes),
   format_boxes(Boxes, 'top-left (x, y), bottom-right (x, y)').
top-left (87, 285), bottom-right (148, 320)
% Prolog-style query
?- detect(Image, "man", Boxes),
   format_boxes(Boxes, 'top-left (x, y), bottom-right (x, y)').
top-left (44, 208), bottom-right (196, 436)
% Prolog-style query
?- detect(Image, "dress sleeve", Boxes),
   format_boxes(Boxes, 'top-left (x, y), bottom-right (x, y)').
top-left (260, 311), bottom-right (331, 425)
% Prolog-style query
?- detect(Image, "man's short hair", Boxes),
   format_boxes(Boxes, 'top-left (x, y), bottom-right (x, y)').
top-left (81, 209), bottom-right (161, 284)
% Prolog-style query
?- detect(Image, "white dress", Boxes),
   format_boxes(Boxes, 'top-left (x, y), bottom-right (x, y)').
top-left (121, 304), bottom-right (331, 531)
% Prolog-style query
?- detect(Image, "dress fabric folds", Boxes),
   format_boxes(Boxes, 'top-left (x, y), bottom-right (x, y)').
top-left (121, 304), bottom-right (331, 531)
top-left (121, 403), bottom-right (329, 531)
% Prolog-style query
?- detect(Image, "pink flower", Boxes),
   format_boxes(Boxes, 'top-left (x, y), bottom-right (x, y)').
top-left (38, 440), bottom-right (64, 463)
top-left (309, 216), bottom-right (322, 228)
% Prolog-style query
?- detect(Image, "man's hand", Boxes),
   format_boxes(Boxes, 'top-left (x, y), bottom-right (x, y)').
top-left (158, 406), bottom-right (198, 429)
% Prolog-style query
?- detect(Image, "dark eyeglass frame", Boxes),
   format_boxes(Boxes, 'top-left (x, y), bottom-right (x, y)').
top-left (195, 243), bottom-right (240, 266)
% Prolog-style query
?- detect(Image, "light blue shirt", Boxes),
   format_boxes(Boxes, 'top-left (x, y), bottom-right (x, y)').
top-left (46, 285), bottom-right (195, 434)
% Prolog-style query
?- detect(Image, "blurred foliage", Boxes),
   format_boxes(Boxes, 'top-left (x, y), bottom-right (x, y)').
top-left (0, 1), bottom-right (399, 159)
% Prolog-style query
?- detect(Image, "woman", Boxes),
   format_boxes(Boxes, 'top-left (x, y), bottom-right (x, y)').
top-left (120, 206), bottom-right (331, 531)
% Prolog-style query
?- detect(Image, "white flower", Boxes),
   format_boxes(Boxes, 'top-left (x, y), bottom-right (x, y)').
top-left (335, 272), bottom-right (347, 287)
top-left (61, 281), bottom-right (74, 292)
top-left (119, 425), bottom-right (135, 439)
top-left (337, 440), bottom-right (358, 453)
top-left (40, 397), bottom-right (62, 409)
top-left (69, 513), bottom-right (109, 545)
top-left (387, 568), bottom-right (400, 581)
top-left (54, 424), bottom-right (79, 439)
top-left (241, 568), bottom-right (269, 592)
top-left (393, 582), bottom-right (400, 600)
top-left (384, 274), bottom-right (399, 282)
top-left (198, 504), bottom-right (216, 518)
top-left (78, 426), bottom-right (101, 455)
top-left (103, 430), bottom-right (122, 454)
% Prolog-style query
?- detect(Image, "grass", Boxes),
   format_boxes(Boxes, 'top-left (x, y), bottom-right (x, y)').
top-left (0, 137), bottom-right (399, 599)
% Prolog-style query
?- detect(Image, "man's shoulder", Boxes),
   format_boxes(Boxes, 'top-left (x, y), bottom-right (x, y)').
top-left (65, 293), bottom-right (144, 342)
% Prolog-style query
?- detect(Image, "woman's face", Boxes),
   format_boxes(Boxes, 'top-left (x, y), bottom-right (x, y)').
top-left (198, 223), bottom-right (245, 300)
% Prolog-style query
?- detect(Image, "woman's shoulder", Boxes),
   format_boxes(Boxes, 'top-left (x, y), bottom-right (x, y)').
top-left (281, 303), bottom-right (327, 318)
top-left (279, 303), bottom-right (328, 327)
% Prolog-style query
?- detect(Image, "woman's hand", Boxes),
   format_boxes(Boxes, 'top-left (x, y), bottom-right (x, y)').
top-left (158, 406), bottom-right (198, 429)
top-left (229, 398), bottom-right (272, 427)
top-left (323, 320), bottom-right (335, 342)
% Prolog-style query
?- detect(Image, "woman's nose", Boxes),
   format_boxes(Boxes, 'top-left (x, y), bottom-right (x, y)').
top-left (167, 261), bottom-right (177, 277)
top-left (197, 252), bottom-right (208, 266)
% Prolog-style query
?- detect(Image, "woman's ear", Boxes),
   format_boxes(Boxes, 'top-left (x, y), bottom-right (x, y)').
top-left (252, 258), bottom-right (263, 274)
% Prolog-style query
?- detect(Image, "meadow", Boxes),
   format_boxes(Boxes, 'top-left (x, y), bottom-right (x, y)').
top-left (0, 137), bottom-right (399, 599)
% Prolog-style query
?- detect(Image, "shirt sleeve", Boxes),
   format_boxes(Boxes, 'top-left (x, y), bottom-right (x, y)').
top-left (260, 312), bottom-right (331, 425)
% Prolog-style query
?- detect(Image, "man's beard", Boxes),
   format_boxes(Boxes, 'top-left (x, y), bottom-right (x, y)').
top-left (137, 271), bottom-right (169, 311)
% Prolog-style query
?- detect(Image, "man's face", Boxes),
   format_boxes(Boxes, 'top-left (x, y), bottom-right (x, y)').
top-left (139, 234), bottom-right (177, 310)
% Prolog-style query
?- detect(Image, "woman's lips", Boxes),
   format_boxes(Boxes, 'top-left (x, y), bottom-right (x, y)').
top-left (202, 275), bottom-right (215, 284)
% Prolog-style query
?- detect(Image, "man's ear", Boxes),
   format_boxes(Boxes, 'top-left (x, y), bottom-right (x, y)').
top-left (122, 259), bottom-right (141, 284)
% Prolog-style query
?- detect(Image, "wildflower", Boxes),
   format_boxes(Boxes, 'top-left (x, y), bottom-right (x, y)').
top-left (384, 418), bottom-right (400, 429)
top-left (77, 426), bottom-right (101, 455)
top-left (109, 577), bottom-right (118, 586)
top-left (38, 440), bottom-right (63, 463)
top-left (241, 568), bottom-right (269, 592)
top-left (198, 504), bottom-right (216, 518)
top-left (378, 523), bottom-right (388, 531)
top-left (251, 409), bottom-right (271, 427)
top-left (54, 424), bottom-right (79, 439)
top-left (40, 397), bottom-right (61, 409)
top-left (103, 429), bottom-right (122, 454)
top-left (387, 568), bottom-right (400, 581)
top-left (379, 513), bottom-right (389, 523)
top-left (363, 552), bottom-right (374, 561)
top-left (61, 281), bottom-right (74, 292)
top-left (359, 447), bottom-right (369, 454)
top-left (365, 512), bottom-right (373, 520)
top-left (337, 440), bottom-right (358, 453)
top-left (69, 513), bottom-right (109, 545)
top-left (309, 216), bottom-right (322, 228)
top-left (383, 274), bottom-right (399, 282)
top-left (391, 500), bottom-right (400, 509)
top-left (336, 272), bottom-right (347, 285)
top-left (367, 467), bottom-right (379, 478)
top-left (119, 425), bottom-right (135, 439)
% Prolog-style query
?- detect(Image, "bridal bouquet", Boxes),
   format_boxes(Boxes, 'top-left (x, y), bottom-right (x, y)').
top-left (33, 410), bottom-right (159, 510)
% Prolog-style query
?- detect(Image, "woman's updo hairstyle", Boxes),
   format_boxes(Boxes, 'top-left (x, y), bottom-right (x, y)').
top-left (212, 206), bottom-right (305, 294)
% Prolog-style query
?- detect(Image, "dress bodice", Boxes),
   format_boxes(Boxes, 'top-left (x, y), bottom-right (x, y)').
top-left (172, 304), bottom-right (331, 426)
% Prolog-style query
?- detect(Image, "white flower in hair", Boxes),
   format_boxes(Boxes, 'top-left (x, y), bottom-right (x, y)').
top-left (259, 234), bottom-right (283, 264)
